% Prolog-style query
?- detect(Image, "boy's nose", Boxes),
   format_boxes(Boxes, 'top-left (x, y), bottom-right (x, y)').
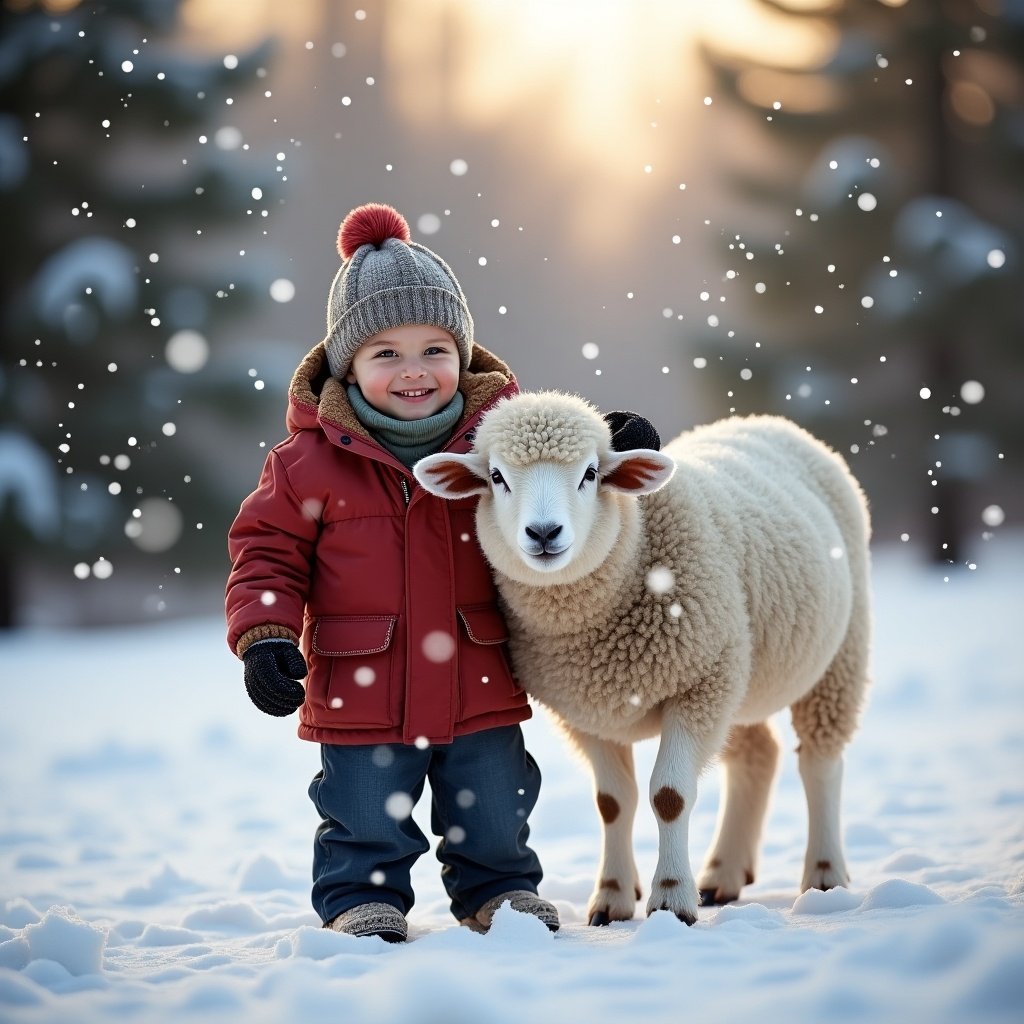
top-left (402, 365), bottom-right (427, 378)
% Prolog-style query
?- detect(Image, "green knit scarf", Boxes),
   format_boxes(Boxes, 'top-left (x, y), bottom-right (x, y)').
top-left (346, 384), bottom-right (465, 468)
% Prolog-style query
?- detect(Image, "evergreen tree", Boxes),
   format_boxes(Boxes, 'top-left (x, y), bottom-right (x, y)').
top-left (0, 0), bottom-right (277, 626)
top-left (698, 0), bottom-right (1022, 562)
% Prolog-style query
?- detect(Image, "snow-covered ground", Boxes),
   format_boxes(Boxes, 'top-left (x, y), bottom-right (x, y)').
top-left (1, 537), bottom-right (1022, 1023)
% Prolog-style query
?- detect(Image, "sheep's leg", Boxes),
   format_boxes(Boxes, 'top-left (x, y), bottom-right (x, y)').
top-left (790, 578), bottom-right (870, 893)
top-left (795, 748), bottom-right (849, 891)
top-left (647, 703), bottom-right (726, 925)
top-left (697, 721), bottom-right (781, 905)
top-left (569, 728), bottom-right (641, 924)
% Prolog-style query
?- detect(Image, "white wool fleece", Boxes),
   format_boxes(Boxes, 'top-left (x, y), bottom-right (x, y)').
top-left (473, 391), bottom-right (613, 467)
top-left (493, 412), bottom-right (871, 760)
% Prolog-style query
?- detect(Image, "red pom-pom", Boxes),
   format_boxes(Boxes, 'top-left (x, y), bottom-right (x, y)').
top-left (337, 203), bottom-right (411, 260)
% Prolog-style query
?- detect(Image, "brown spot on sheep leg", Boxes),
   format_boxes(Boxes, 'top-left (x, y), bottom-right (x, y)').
top-left (600, 878), bottom-right (621, 892)
top-left (596, 792), bottom-right (620, 824)
top-left (634, 885), bottom-right (642, 900)
top-left (708, 858), bottom-right (722, 869)
top-left (652, 786), bottom-right (685, 822)
top-left (745, 869), bottom-right (755, 886)
top-left (816, 860), bottom-right (832, 871)
top-left (659, 879), bottom-right (679, 889)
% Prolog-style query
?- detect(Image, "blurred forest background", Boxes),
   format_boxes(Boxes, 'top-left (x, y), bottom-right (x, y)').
top-left (1, 0), bottom-right (1021, 629)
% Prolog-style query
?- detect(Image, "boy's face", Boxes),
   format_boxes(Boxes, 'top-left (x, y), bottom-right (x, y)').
top-left (345, 323), bottom-right (461, 421)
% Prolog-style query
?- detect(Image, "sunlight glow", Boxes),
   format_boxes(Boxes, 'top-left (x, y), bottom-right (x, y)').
top-left (176, 0), bottom-right (834, 250)
top-left (384, 0), bottom-right (702, 150)
top-left (698, 0), bottom-right (839, 72)
top-left (736, 68), bottom-right (842, 115)
top-left (383, 1), bottom-right (835, 165)
top-left (380, 0), bottom-right (710, 246)
top-left (7, 0), bottom-right (82, 11)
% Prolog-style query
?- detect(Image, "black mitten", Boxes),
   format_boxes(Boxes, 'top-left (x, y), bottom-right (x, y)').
top-left (242, 640), bottom-right (308, 717)
top-left (603, 410), bottom-right (661, 452)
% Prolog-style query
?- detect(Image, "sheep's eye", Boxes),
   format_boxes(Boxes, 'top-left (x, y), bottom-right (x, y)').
top-left (579, 465), bottom-right (598, 490)
top-left (490, 468), bottom-right (509, 492)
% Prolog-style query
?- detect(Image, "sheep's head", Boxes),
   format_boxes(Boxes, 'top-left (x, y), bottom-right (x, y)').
top-left (414, 392), bottom-right (676, 586)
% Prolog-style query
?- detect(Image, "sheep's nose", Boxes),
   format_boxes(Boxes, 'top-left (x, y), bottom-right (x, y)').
top-left (525, 522), bottom-right (562, 547)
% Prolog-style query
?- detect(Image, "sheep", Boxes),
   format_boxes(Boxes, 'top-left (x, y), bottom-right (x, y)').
top-left (414, 392), bottom-right (871, 926)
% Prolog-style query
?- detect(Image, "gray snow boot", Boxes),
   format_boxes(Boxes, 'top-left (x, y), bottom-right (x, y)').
top-left (461, 890), bottom-right (560, 933)
top-left (326, 902), bottom-right (408, 943)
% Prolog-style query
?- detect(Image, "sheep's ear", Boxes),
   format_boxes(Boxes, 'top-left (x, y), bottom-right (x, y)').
top-left (600, 449), bottom-right (676, 494)
top-left (414, 452), bottom-right (491, 499)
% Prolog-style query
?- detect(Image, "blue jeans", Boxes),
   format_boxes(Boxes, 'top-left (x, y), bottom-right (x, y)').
top-left (308, 724), bottom-right (543, 923)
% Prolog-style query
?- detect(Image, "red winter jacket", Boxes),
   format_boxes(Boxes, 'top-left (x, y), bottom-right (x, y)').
top-left (225, 341), bottom-right (529, 746)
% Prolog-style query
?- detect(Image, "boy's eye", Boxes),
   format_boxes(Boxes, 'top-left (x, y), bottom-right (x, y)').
top-left (424, 346), bottom-right (450, 356)
top-left (373, 349), bottom-right (397, 359)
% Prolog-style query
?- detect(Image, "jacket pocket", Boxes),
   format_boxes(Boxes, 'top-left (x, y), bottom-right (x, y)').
top-left (456, 604), bottom-right (524, 722)
top-left (457, 604), bottom-right (509, 645)
top-left (308, 615), bottom-right (398, 727)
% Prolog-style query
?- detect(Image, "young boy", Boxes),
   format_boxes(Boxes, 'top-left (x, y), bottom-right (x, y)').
top-left (225, 203), bottom-right (558, 942)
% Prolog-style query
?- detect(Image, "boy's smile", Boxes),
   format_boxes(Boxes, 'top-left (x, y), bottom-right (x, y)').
top-left (346, 323), bottom-right (462, 421)
top-left (393, 386), bottom-right (434, 401)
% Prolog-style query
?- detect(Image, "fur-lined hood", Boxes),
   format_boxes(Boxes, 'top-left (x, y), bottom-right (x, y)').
top-left (284, 339), bottom-right (516, 442)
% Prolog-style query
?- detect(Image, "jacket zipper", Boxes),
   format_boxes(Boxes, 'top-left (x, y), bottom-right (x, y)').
top-left (400, 477), bottom-right (410, 505)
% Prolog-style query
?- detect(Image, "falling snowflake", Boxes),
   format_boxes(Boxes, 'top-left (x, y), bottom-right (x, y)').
top-left (417, 213), bottom-right (441, 234)
top-left (422, 631), bottom-right (455, 663)
top-left (371, 746), bottom-right (395, 768)
top-left (302, 499), bottom-right (325, 521)
top-left (165, 330), bottom-right (209, 374)
top-left (981, 505), bottom-right (1004, 528)
top-left (960, 381), bottom-right (984, 405)
top-left (124, 498), bottom-right (182, 552)
top-left (384, 792), bottom-right (413, 821)
top-left (269, 279), bottom-right (295, 303)
top-left (646, 566), bottom-right (674, 595)
top-left (353, 666), bottom-right (376, 687)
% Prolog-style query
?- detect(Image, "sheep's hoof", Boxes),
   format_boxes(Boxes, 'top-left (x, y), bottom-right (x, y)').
top-left (699, 888), bottom-right (738, 907)
top-left (588, 910), bottom-right (611, 927)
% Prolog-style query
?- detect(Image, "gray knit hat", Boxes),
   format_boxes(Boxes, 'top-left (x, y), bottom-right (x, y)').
top-left (323, 203), bottom-right (474, 379)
